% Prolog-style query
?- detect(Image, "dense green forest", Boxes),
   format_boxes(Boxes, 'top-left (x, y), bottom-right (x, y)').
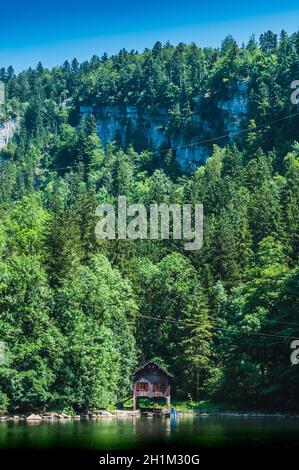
top-left (0, 30), bottom-right (299, 413)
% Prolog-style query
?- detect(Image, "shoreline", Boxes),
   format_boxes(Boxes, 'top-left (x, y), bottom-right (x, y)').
top-left (1, 409), bottom-right (299, 422)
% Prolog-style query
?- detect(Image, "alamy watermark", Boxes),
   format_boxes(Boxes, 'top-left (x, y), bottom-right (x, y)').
top-left (289, 81), bottom-right (299, 363)
top-left (290, 340), bottom-right (299, 365)
top-left (95, 196), bottom-right (203, 251)
top-left (290, 80), bottom-right (299, 105)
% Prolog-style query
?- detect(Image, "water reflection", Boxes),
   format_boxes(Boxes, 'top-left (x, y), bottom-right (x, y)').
top-left (0, 416), bottom-right (299, 450)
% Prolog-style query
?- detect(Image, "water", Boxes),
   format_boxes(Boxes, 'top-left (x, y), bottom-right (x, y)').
top-left (0, 416), bottom-right (299, 451)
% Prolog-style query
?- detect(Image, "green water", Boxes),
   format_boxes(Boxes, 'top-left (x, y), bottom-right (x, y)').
top-left (0, 416), bottom-right (299, 450)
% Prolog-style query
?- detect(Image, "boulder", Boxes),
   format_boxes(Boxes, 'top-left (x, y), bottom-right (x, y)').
top-left (142, 412), bottom-right (153, 417)
top-left (97, 410), bottom-right (113, 417)
top-left (42, 414), bottom-right (53, 420)
top-left (58, 413), bottom-right (71, 419)
top-left (26, 414), bottom-right (42, 421)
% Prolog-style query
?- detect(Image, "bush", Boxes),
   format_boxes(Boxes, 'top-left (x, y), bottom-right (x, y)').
top-left (0, 391), bottom-right (9, 414)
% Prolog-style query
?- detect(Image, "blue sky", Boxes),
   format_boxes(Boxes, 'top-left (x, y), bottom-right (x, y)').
top-left (0, 0), bottom-right (299, 71)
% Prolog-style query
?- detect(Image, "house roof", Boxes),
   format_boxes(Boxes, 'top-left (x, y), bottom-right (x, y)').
top-left (134, 360), bottom-right (174, 378)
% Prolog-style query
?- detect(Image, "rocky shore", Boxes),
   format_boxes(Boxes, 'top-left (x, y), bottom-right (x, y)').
top-left (187, 410), bottom-right (299, 419)
top-left (0, 409), bottom-right (141, 422)
top-left (1, 409), bottom-right (299, 423)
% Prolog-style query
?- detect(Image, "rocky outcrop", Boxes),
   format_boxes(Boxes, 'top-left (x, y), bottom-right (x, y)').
top-left (217, 81), bottom-right (248, 138)
top-left (0, 117), bottom-right (19, 150)
top-left (80, 83), bottom-right (248, 171)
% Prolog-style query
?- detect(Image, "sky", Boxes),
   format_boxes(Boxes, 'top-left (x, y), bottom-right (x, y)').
top-left (0, 0), bottom-right (299, 72)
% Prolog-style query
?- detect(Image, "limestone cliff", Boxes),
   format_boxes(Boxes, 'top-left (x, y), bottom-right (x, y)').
top-left (0, 118), bottom-right (19, 150)
top-left (80, 83), bottom-right (248, 170)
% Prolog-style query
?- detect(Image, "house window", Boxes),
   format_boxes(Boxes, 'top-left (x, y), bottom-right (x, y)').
top-left (153, 383), bottom-right (161, 391)
top-left (137, 382), bottom-right (148, 391)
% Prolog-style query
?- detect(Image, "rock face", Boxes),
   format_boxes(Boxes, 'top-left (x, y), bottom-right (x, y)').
top-left (0, 118), bottom-right (19, 150)
top-left (217, 82), bottom-right (248, 139)
top-left (80, 83), bottom-right (248, 171)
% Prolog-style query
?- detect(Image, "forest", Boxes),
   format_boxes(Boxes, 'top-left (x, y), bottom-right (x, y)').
top-left (0, 30), bottom-right (298, 413)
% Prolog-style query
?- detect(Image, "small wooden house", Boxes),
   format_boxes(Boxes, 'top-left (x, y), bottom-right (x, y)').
top-left (133, 360), bottom-right (173, 411)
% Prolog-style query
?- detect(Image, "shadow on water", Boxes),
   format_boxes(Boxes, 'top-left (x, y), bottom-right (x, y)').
top-left (1, 416), bottom-right (299, 450)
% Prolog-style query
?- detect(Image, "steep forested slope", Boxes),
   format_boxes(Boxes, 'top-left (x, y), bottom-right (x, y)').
top-left (0, 30), bottom-right (299, 412)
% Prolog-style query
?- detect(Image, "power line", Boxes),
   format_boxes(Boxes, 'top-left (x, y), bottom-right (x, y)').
top-left (138, 314), bottom-right (299, 341)
top-left (266, 319), bottom-right (299, 328)
top-left (42, 110), bottom-right (299, 172)
top-left (77, 299), bottom-right (299, 329)
top-left (68, 300), bottom-right (299, 341)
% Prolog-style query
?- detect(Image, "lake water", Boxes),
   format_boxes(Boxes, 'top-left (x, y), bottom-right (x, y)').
top-left (0, 416), bottom-right (299, 466)
top-left (1, 415), bottom-right (299, 449)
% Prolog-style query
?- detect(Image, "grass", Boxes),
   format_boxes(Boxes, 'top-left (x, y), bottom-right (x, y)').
top-left (123, 398), bottom-right (240, 412)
